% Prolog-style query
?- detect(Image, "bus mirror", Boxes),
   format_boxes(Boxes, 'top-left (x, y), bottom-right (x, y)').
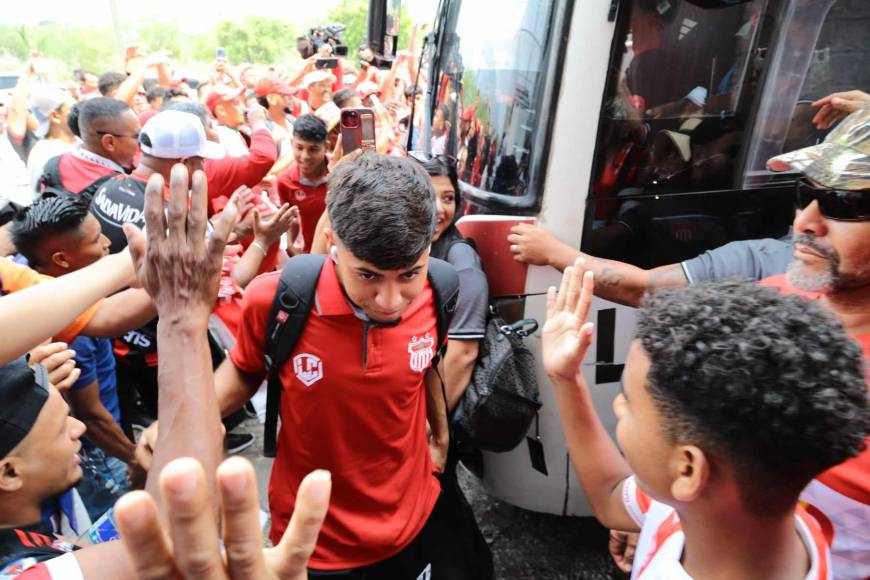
top-left (367, 0), bottom-right (400, 70)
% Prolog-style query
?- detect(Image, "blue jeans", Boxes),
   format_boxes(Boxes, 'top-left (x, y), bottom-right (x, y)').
top-left (76, 445), bottom-right (130, 522)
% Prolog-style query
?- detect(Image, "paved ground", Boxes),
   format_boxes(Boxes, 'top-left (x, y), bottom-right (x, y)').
top-left (237, 418), bottom-right (621, 579)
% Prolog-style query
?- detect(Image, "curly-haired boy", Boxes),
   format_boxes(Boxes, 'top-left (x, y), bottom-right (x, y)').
top-left (543, 261), bottom-right (870, 579)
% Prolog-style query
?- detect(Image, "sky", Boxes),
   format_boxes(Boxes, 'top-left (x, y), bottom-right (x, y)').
top-left (6, 0), bottom-right (440, 33)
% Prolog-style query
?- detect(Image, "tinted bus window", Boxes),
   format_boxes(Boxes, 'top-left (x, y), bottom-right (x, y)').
top-left (583, 0), bottom-right (870, 269)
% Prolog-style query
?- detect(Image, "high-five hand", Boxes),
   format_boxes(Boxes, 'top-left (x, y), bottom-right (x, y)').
top-left (542, 258), bottom-right (595, 383)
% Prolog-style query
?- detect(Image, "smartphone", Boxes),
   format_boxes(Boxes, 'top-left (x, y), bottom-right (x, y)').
top-left (340, 108), bottom-right (376, 154)
top-left (215, 47), bottom-right (227, 60)
top-left (315, 57), bottom-right (339, 70)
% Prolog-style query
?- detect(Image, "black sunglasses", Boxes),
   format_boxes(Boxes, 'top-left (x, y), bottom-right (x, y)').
top-left (408, 150), bottom-right (458, 167)
top-left (795, 178), bottom-right (870, 222)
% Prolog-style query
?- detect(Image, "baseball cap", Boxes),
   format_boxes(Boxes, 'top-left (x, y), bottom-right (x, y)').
top-left (357, 81), bottom-right (379, 98)
top-left (205, 85), bottom-right (244, 114)
top-left (255, 76), bottom-right (297, 97)
top-left (140, 110), bottom-right (224, 160)
top-left (0, 358), bottom-right (50, 459)
top-left (303, 70), bottom-right (336, 87)
top-left (31, 86), bottom-right (72, 138)
top-left (768, 106), bottom-right (870, 190)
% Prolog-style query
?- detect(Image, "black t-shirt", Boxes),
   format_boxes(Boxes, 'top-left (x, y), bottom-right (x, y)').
top-left (90, 174), bottom-right (148, 254)
top-left (0, 521), bottom-right (78, 576)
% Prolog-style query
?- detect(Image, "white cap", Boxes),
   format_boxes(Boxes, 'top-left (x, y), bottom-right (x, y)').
top-left (140, 110), bottom-right (224, 160)
top-left (303, 69), bottom-right (336, 87)
top-left (31, 86), bottom-right (72, 138)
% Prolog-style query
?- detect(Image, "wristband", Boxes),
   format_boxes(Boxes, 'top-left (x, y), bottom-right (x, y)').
top-left (251, 241), bottom-right (268, 257)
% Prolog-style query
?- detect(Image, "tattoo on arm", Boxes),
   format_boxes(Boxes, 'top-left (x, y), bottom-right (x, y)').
top-left (597, 266), bottom-right (624, 288)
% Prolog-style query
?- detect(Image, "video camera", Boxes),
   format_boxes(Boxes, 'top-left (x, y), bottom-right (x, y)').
top-left (297, 24), bottom-right (349, 59)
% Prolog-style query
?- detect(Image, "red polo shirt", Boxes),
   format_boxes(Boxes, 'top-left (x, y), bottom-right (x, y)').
top-left (229, 258), bottom-right (441, 569)
top-left (276, 162), bottom-right (328, 253)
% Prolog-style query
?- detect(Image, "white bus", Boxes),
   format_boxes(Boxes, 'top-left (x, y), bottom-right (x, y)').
top-left (376, 0), bottom-right (870, 515)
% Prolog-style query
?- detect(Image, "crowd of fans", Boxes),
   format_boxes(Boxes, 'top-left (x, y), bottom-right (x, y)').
top-left (0, 17), bottom-right (867, 580)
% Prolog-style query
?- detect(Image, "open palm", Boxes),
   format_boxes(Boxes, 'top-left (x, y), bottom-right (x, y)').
top-left (542, 260), bottom-right (595, 383)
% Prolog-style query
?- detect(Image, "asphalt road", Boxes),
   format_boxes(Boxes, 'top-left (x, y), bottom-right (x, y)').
top-left (238, 417), bottom-right (621, 579)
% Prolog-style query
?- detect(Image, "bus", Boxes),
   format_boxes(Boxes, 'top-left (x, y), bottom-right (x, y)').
top-left (371, 0), bottom-right (870, 516)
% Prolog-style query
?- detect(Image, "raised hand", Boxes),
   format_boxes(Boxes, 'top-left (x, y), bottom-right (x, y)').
top-left (542, 258), bottom-right (595, 383)
top-left (122, 164), bottom-right (240, 326)
top-left (253, 204), bottom-right (298, 248)
top-left (811, 90), bottom-right (870, 130)
top-left (115, 457), bottom-right (331, 580)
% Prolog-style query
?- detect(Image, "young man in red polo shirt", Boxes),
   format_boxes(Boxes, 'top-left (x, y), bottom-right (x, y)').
top-left (276, 114), bottom-right (329, 253)
top-left (212, 153), bottom-right (472, 578)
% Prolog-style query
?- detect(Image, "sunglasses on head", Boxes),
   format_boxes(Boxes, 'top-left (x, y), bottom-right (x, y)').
top-left (795, 178), bottom-right (870, 222)
top-left (408, 150), bottom-right (458, 167)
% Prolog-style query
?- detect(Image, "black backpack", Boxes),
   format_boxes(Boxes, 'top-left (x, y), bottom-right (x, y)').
top-left (261, 253), bottom-right (460, 457)
top-left (443, 239), bottom-right (543, 454)
top-left (36, 154), bottom-right (114, 202)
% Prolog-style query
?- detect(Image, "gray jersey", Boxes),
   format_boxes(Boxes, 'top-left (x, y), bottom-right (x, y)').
top-left (681, 238), bottom-right (793, 285)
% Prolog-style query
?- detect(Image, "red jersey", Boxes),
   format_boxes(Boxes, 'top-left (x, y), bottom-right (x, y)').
top-left (229, 258), bottom-right (441, 569)
top-left (276, 162), bottom-right (328, 253)
top-left (205, 127), bottom-right (278, 216)
top-left (55, 150), bottom-right (121, 194)
top-left (761, 274), bottom-right (870, 580)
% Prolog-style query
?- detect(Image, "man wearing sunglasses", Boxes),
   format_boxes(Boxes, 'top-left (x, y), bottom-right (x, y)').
top-left (757, 106), bottom-right (870, 580)
top-left (36, 97), bottom-right (140, 200)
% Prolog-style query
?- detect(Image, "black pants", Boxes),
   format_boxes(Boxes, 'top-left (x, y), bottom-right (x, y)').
top-left (309, 468), bottom-right (493, 580)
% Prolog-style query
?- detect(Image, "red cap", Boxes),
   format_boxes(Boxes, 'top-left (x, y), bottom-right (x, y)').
top-left (255, 76), bottom-right (296, 97)
top-left (205, 85), bottom-right (245, 113)
top-left (462, 107), bottom-right (474, 121)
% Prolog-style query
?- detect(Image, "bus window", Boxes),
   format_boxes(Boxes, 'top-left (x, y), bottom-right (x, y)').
top-left (431, 0), bottom-right (557, 209)
top-left (583, 0), bottom-right (869, 270)
top-left (743, 0), bottom-right (870, 185)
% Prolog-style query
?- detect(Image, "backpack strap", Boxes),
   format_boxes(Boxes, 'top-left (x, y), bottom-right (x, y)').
top-left (262, 253), bottom-right (327, 457)
top-left (35, 155), bottom-right (65, 199)
top-left (427, 257), bottom-right (460, 363)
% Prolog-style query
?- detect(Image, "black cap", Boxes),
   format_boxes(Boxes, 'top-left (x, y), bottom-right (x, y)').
top-left (0, 358), bottom-right (50, 459)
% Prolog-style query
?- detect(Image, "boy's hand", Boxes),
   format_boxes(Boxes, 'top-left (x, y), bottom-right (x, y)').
top-left (542, 258), bottom-right (594, 383)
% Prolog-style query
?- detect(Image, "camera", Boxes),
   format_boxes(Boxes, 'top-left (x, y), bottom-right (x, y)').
top-left (297, 24), bottom-right (349, 59)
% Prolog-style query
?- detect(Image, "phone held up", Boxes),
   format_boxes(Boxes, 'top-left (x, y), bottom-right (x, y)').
top-left (315, 57), bottom-right (339, 70)
top-left (215, 47), bottom-right (227, 60)
top-left (340, 108), bottom-right (376, 154)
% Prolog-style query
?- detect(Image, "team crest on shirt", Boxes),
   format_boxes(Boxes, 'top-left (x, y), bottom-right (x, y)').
top-left (408, 333), bottom-right (435, 373)
top-left (293, 353), bottom-right (323, 387)
top-left (294, 189), bottom-right (307, 201)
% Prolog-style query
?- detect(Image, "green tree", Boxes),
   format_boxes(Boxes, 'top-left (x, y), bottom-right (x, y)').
top-left (326, 0), bottom-right (416, 58)
top-left (204, 17), bottom-right (299, 65)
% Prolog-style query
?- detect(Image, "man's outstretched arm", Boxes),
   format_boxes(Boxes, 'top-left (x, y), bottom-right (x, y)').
top-left (508, 223), bottom-right (688, 307)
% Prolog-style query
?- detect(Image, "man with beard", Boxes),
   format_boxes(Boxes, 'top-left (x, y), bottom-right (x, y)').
top-left (758, 106), bottom-right (870, 580)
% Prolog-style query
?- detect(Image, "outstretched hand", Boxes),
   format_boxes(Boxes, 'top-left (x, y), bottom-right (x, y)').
top-left (123, 164), bottom-right (240, 325)
top-left (811, 90), bottom-right (870, 130)
top-left (542, 258), bottom-right (595, 383)
top-left (115, 456), bottom-right (331, 580)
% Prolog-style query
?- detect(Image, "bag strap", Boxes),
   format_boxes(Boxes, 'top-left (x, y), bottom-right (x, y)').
top-left (426, 257), bottom-right (460, 363)
top-left (262, 253), bottom-right (326, 457)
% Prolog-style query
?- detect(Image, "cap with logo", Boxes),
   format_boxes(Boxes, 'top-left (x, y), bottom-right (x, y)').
top-left (767, 106), bottom-right (870, 191)
top-left (139, 110), bottom-right (225, 160)
top-left (0, 358), bottom-right (50, 459)
top-left (31, 86), bottom-right (72, 138)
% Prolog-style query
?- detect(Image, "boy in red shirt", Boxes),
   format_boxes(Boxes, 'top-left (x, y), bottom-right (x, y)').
top-left (543, 268), bottom-right (870, 579)
top-left (276, 114), bottom-right (329, 253)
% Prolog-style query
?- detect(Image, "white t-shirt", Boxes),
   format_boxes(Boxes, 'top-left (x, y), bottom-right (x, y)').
top-left (215, 125), bottom-right (249, 158)
top-left (621, 477), bottom-right (831, 580)
top-left (26, 138), bottom-right (76, 196)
